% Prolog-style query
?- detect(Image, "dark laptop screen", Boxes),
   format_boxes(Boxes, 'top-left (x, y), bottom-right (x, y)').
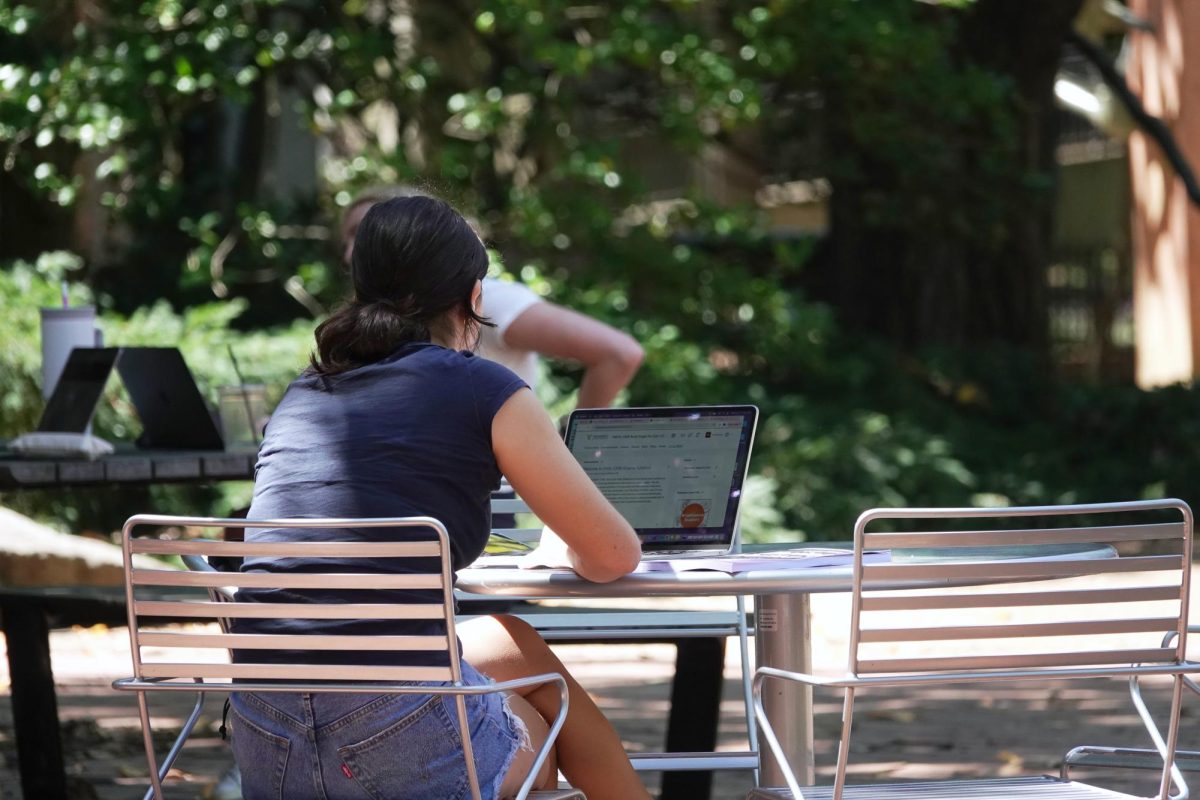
top-left (564, 405), bottom-right (758, 548)
top-left (116, 347), bottom-right (224, 450)
top-left (37, 348), bottom-right (119, 433)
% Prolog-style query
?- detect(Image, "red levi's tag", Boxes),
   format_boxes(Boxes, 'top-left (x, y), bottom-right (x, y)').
top-left (341, 764), bottom-right (353, 779)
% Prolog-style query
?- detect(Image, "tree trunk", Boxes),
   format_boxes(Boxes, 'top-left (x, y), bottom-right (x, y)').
top-left (818, 0), bottom-right (1083, 358)
top-left (0, 172), bottom-right (73, 263)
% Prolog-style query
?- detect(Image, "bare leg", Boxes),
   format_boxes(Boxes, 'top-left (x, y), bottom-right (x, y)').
top-left (497, 692), bottom-right (554, 797)
top-left (459, 615), bottom-right (651, 800)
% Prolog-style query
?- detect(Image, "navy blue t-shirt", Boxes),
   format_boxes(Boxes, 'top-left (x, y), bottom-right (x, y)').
top-left (231, 342), bottom-right (526, 666)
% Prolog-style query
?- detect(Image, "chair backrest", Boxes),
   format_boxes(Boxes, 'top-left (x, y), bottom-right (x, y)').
top-left (122, 514), bottom-right (463, 685)
top-left (848, 499), bottom-right (1192, 679)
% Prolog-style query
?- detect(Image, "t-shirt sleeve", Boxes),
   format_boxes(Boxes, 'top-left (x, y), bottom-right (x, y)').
top-left (482, 278), bottom-right (543, 337)
top-left (467, 354), bottom-right (528, 429)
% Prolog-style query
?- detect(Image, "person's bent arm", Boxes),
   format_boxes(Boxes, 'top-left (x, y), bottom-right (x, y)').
top-left (501, 302), bottom-right (644, 409)
top-left (493, 388), bottom-right (641, 582)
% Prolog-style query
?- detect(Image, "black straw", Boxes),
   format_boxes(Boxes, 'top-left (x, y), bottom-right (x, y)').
top-left (227, 344), bottom-right (260, 445)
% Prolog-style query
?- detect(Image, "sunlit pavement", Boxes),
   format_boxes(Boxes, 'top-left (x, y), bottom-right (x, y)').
top-left (0, 577), bottom-right (1193, 799)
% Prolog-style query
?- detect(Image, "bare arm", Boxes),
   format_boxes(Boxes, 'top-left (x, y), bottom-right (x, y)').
top-left (502, 302), bottom-right (644, 409)
top-left (492, 388), bottom-right (642, 582)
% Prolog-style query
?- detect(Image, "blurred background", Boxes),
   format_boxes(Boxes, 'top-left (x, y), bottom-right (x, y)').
top-left (2, 0), bottom-right (1198, 543)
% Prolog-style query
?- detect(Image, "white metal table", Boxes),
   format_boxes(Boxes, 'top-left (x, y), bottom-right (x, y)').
top-left (457, 542), bottom-right (1116, 787)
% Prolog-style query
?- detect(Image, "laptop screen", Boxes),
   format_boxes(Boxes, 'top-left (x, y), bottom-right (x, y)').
top-left (37, 348), bottom-right (120, 433)
top-left (116, 347), bottom-right (225, 450)
top-left (564, 405), bottom-right (758, 549)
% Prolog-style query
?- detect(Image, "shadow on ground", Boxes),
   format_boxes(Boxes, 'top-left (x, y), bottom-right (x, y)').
top-left (0, 669), bottom-right (1188, 800)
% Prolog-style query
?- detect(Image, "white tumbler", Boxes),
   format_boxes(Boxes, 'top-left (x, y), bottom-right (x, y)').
top-left (40, 306), bottom-right (100, 399)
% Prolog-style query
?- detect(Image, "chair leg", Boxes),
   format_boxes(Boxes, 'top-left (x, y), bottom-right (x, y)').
top-left (1159, 675), bottom-right (1185, 800)
top-left (136, 689), bottom-right (209, 800)
top-left (136, 690), bottom-right (166, 800)
top-left (454, 693), bottom-right (484, 800)
top-left (1129, 672), bottom-right (1189, 800)
top-left (832, 688), bottom-right (856, 800)
top-left (736, 595), bottom-right (759, 786)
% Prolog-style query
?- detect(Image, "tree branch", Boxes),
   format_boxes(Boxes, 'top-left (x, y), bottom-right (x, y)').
top-left (1066, 28), bottom-right (1200, 208)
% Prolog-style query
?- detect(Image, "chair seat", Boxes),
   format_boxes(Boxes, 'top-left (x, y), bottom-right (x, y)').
top-left (746, 776), bottom-right (1140, 799)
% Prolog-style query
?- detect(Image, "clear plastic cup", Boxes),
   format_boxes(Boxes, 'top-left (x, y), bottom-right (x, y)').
top-left (40, 306), bottom-right (100, 399)
top-left (217, 384), bottom-right (268, 450)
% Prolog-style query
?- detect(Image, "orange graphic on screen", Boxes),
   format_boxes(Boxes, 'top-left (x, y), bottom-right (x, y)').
top-left (679, 502), bottom-right (707, 528)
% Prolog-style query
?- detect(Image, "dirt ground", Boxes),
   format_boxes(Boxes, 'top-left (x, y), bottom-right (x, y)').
top-left (0, 586), bottom-right (1194, 799)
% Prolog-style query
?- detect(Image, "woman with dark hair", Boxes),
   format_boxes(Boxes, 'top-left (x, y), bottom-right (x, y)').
top-left (229, 196), bottom-right (649, 799)
top-left (340, 187), bottom-right (645, 412)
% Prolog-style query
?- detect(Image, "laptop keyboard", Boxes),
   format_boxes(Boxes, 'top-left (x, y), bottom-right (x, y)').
top-left (644, 549), bottom-right (723, 558)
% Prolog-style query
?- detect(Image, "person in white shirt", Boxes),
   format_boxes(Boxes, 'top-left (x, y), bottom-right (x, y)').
top-left (340, 188), bottom-right (644, 409)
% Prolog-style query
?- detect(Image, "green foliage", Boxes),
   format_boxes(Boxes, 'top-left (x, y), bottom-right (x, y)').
top-left (2, 0), bottom-right (284, 208)
top-left (0, 258), bottom-right (313, 532)
top-left (0, 257), bottom-right (312, 442)
top-left (755, 0), bottom-right (1021, 243)
top-left (0, 252), bottom-right (86, 436)
top-left (2, 1), bottom-right (1188, 545)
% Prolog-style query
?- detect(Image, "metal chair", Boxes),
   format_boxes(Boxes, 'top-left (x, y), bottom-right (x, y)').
top-left (1061, 624), bottom-right (1200, 790)
top-left (747, 499), bottom-right (1198, 800)
top-left (112, 514), bottom-right (584, 800)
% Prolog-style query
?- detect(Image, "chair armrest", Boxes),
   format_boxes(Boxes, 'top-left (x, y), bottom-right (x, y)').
top-left (180, 554), bottom-right (215, 573)
top-left (1063, 745), bottom-right (1200, 774)
top-left (1157, 626), bottom-right (1199, 698)
top-left (487, 672), bottom-right (570, 800)
top-left (752, 667), bottom-right (846, 799)
top-left (1062, 745), bottom-right (1192, 799)
top-left (180, 553), bottom-right (237, 603)
top-left (753, 666), bottom-right (859, 690)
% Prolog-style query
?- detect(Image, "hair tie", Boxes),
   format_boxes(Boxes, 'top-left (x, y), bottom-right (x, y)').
top-left (359, 296), bottom-right (420, 318)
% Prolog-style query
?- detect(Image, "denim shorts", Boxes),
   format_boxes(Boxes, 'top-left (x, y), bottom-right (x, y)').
top-left (229, 661), bottom-right (526, 800)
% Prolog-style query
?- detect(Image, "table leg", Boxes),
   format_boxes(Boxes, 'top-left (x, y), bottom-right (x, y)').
top-left (660, 637), bottom-right (726, 800)
top-left (754, 592), bottom-right (814, 787)
top-left (1, 600), bottom-right (68, 800)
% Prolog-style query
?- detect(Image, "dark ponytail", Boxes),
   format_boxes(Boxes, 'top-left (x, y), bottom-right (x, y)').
top-left (310, 196), bottom-right (491, 376)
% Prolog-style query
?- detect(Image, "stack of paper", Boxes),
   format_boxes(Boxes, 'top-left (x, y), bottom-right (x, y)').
top-left (636, 547), bottom-right (890, 574)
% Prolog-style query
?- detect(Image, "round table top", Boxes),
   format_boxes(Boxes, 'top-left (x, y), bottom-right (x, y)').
top-left (456, 542), bottom-right (1117, 599)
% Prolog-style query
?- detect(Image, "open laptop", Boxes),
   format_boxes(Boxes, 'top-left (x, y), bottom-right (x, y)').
top-left (36, 347), bottom-right (121, 432)
top-left (116, 347), bottom-right (225, 450)
top-left (564, 405), bottom-right (759, 557)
